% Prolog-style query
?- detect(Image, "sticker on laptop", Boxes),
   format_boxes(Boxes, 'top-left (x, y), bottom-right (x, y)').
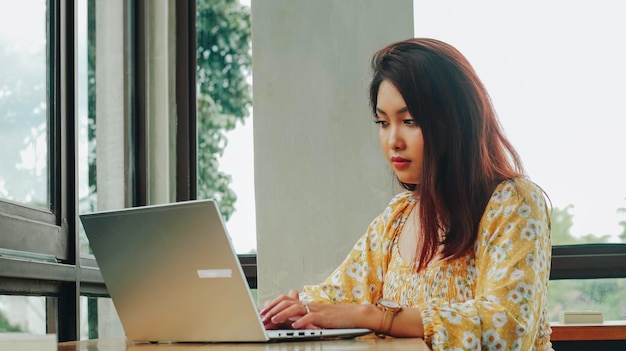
top-left (197, 269), bottom-right (232, 279)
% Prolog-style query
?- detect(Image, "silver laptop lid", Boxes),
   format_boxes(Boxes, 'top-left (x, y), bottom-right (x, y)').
top-left (80, 200), bottom-right (268, 342)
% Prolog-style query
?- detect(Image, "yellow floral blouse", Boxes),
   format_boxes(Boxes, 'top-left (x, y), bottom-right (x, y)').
top-left (300, 179), bottom-right (553, 350)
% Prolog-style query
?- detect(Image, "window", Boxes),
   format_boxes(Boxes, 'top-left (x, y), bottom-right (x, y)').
top-left (0, 0), bottom-right (203, 340)
top-left (0, 0), bottom-right (49, 209)
top-left (195, 0), bottom-right (254, 255)
top-left (0, 0), bottom-right (79, 340)
top-left (414, 0), bottom-right (626, 320)
top-left (414, 0), bottom-right (626, 245)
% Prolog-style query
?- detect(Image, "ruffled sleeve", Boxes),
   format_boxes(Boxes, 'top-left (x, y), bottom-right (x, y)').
top-left (300, 192), bottom-right (415, 305)
top-left (419, 179), bottom-right (552, 350)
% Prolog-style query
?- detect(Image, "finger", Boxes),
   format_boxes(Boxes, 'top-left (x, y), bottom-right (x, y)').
top-left (263, 318), bottom-right (292, 330)
top-left (291, 312), bottom-right (316, 329)
top-left (260, 293), bottom-right (292, 316)
top-left (290, 303), bottom-right (315, 329)
top-left (269, 300), bottom-right (307, 325)
top-left (261, 298), bottom-right (298, 324)
top-left (268, 300), bottom-right (302, 324)
top-left (261, 297), bottom-right (279, 315)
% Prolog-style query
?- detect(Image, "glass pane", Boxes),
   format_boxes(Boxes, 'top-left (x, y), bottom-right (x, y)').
top-left (196, 0), bottom-right (254, 254)
top-left (413, 1), bottom-right (626, 245)
top-left (77, 0), bottom-right (97, 256)
top-left (548, 278), bottom-right (626, 322)
top-left (0, 0), bottom-right (49, 208)
top-left (0, 295), bottom-right (46, 334)
top-left (79, 296), bottom-right (123, 340)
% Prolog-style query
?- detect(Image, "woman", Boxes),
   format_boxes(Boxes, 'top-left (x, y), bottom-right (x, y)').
top-left (260, 38), bottom-right (552, 350)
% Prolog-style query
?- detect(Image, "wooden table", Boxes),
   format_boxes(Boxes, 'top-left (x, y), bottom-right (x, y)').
top-left (550, 320), bottom-right (626, 341)
top-left (58, 335), bottom-right (430, 351)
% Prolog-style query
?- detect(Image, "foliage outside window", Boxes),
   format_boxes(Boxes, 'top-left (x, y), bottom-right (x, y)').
top-left (196, 0), bottom-right (252, 221)
top-left (548, 205), bottom-right (626, 321)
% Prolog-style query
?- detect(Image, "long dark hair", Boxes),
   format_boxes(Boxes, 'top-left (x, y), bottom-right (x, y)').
top-left (369, 38), bottom-right (525, 270)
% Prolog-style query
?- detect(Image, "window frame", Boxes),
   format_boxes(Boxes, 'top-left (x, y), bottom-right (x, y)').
top-left (551, 244), bottom-right (626, 280)
top-left (0, 0), bottom-right (205, 341)
top-left (0, 0), bottom-right (68, 261)
top-left (0, 0), bottom-right (79, 340)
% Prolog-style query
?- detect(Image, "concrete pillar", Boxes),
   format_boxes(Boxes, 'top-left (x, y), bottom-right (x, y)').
top-left (252, 0), bottom-right (414, 301)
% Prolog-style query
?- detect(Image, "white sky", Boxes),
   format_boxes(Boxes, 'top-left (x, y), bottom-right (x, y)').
top-left (0, 0), bottom-right (48, 205)
top-left (222, 0), bottom-right (626, 253)
top-left (0, 1), bottom-right (44, 43)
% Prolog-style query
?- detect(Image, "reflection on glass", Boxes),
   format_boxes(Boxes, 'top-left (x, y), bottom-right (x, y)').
top-left (77, 0), bottom-right (97, 256)
top-left (0, 0), bottom-right (48, 208)
top-left (548, 278), bottom-right (626, 322)
top-left (0, 295), bottom-right (46, 334)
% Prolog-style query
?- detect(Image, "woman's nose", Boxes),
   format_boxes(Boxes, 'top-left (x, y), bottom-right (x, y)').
top-left (388, 126), bottom-right (404, 150)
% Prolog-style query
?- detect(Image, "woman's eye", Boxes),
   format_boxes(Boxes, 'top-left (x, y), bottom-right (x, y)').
top-left (403, 119), bottom-right (416, 126)
top-left (374, 120), bottom-right (389, 127)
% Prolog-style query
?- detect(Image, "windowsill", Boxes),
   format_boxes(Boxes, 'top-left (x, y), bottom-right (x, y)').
top-left (550, 320), bottom-right (626, 341)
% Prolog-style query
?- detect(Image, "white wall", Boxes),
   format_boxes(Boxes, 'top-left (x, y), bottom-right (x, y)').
top-left (252, 0), bottom-right (414, 302)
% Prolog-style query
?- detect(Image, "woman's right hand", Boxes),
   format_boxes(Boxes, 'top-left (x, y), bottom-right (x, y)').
top-left (260, 289), bottom-right (318, 330)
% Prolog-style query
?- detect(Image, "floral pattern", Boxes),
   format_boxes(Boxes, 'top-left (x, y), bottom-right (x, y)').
top-left (301, 179), bottom-right (553, 350)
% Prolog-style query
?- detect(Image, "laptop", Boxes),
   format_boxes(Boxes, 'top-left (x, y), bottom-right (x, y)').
top-left (79, 199), bottom-right (371, 343)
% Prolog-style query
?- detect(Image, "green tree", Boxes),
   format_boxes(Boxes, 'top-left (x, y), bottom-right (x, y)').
top-left (0, 311), bottom-right (21, 332)
top-left (196, 0), bottom-right (252, 221)
top-left (547, 203), bottom-right (626, 321)
top-left (550, 205), bottom-right (577, 245)
top-left (550, 205), bottom-right (612, 245)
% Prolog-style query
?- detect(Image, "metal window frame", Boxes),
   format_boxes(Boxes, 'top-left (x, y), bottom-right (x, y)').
top-left (0, 0), bottom-right (79, 341)
top-left (551, 244), bottom-right (626, 280)
top-left (53, 0), bottom-right (79, 340)
top-left (174, 0), bottom-right (197, 202)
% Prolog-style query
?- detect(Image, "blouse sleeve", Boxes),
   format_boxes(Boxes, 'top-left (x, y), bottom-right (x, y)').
top-left (300, 192), bottom-right (413, 305)
top-left (420, 179), bottom-right (552, 350)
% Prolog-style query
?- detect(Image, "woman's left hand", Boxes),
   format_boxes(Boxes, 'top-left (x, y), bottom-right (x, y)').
top-left (290, 302), bottom-right (375, 330)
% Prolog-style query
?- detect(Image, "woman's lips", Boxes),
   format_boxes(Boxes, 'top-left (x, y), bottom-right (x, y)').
top-left (391, 156), bottom-right (410, 170)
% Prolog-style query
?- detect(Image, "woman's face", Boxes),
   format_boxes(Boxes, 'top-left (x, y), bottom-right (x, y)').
top-left (375, 80), bottom-right (424, 186)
